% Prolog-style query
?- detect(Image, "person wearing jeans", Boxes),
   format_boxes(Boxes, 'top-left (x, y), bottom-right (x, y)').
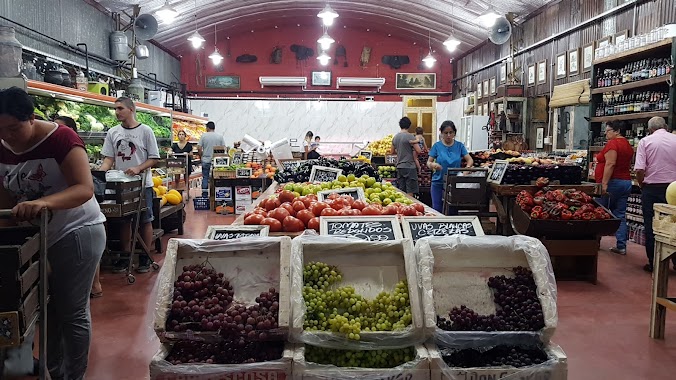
top-left (201, 161), bottom-right (211, 197)
top-left (198, 121), bottom-right (224, 198)
top-left (594, 121), bottom-right (634, 254)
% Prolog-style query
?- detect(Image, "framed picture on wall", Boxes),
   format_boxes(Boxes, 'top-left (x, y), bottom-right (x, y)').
top-left (527, 64), bottom-right (536, 86)
top-left (597, 36), bottom-right (611, 48)
top-left (614, 30), bottom-right (629, 45)
top-left (311, 71), bottom-right (332, 86)
top-left (582, 42), bottom-right (594, 72)
top-left (536, 128), bottom-right (544, 149)
top-left (477, 82), bottom-right (482, 98)
top-left (556, 53), bottom-right (567, 79)
top-left (499, 64), bottom-right (507, 83)
top-left (396, 73), bottom-right (436, 89)
top-left (206, 75), bottom-right (241, 89)
top-left (490, 77), bottom-right (497, 94)
top-left (483, 80), bottom-right (489, 98)
top-left (537, 60), bottom-right (547, 84)
top-left (568, 48), bottom-right (580, 76)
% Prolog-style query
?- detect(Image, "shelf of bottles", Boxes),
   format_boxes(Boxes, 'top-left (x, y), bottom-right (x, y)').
top-left (627, 192), bottom-right (645, 246)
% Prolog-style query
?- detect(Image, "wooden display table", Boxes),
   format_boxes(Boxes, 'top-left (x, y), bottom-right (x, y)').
top-left (650, 203), bottom-right (676, 339)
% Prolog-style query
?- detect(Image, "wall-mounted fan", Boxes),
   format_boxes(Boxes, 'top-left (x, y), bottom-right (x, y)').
top-left (488, 16), bottom-right (512, 45)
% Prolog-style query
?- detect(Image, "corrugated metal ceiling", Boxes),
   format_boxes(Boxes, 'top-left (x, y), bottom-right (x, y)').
top-left (90, 0), bottom-right (557, 54)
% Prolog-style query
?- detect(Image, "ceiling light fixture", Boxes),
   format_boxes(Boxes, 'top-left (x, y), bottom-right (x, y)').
top-left (317, 51), bottom-right (331, 66)
top-left (156, 1), bottom-right (179, 24)
top-left (443, 4), bottom-right (461, 52)
top-left (317, 4), bottom-right (339, 26)
top-left (422, 31), bottom-right (436, 68)
top-left (187, 2), bottom-right (204, 49)
top-left (209, 24), bottom-right (223, 65)
top-left (317, 31), bottom-right (335, 51)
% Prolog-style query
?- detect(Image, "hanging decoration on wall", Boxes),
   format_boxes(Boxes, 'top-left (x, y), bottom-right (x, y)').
top-left (235, 54), bottom-right (258, 63)
top-left (381, 55), bottom-right (410, 70)
top-left (360, 46), bottom-right (372, 67)
top-left (290, 44), bottom-right (315, 62)
top-left (270, 46), bottom-right (283, 64)
top-left (334, 44), bottom-right (347, 67)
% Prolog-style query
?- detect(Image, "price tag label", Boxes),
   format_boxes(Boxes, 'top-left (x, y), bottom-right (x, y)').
top-left (232, 153), bottom-right (244, 165)
top-left (401, 216), bottom-right (484, 243)
top-left (309, 165), bottom-right (343, 183)
top-left (205, 225), bottom-right (269, 239)
top-left (236, 168), bottom-right (252, 178)
top-left (317, 187), bottom-right (366, 201)
top-left (385, 154), bottom-right (397, 164)
top-left (320, 216), bottom-right (402, 241)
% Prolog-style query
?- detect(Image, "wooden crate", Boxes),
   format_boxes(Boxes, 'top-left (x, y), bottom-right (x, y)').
top-left (292, 344), bottom-right (430, 380)
top-left (653, 203), bottom-right (676, 243)
top-left (416, 235), bottom-right (558, 344)
top-left (154, 237), bottom-right (292, 342)
top-left (213, 170), bottom-right (237, 179)
top-left (541, 238), bottom-right (600, 284)
top-left (96, 177), bottom-right (144, 218)
top-left (427, 342), bottom-right (567, 380)
top-left (150, 342), bottom-right (294, 380)
top-left (290, 236), bottom-right (425, 348)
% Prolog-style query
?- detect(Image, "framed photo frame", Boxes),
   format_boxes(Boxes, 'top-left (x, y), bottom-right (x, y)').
top-left (499, 64), bottom-right (507, 83)
top-left (597, 36), bottom-right (611, 49)
top-left (490, 77), bottom-right (497, 94)
top-left (537, 60), bottom-right (547, 84)
top-left (527, 64), bottom-right (536, 86)
top-left (582, 42), bottom-right (595, 72)
top-left (483, 80), bottom-right (489, 98)
top-left (614, 30), bottom-right (629, 45)
top-left (396, 73), bottom-right (437, 90)
top-left (477, 82), bottom-right (482, 98)
top-left (556, 53), bottom-right (567, 79)
top-left (568, 48), bottom-right (580, 76)
top-left (206, 75), bottom-right (240, 89)
top-left (311, 71), bottom-right (332, 86)
top-left (536, 128), bottom-right (544, 149)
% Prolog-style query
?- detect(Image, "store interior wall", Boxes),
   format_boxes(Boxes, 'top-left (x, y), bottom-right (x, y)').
top-left (0, 0), bottom-right (181, 88)
top-left (179, 25), bottom-right (453, 97)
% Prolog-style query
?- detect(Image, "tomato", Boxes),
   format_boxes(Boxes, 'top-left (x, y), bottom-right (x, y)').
top-left (400, 205), bottom-right (417, 216)
top-left (280, 202), bottom-right (295, 216)
top-left (307, 217), bottom-right (320, 232)
top-left (351, 200), bottom-right (368, 211)
top-left (306, 194), bottom-right (318, 202)
top-left (260, 217), bottom-right (282, 232)
top-left (296, 209), bottom-right (315, 226)
top-left (299, 196), bottom-right (313, 209)
top-left (244, 214), bottom-right (265, 225)
top-left (412, 203), bottom-right (425, 213)
top-left (327, 193), bottom-right (340, 200)
top-left (253, 207), bottom-right (268, 215)
top-left (268, 208), bottom-right (291, 222)
top-left (416, 211), bottom-right (424, 216)
top-left (283, 216), bottom-right (305, 232)
top-left (339, 195), bottom-right (354, 207)
top-left (311, 202), bottom-right (330, 216)
top-left (279, 190), bottom-right (296, 204)
top-left (331, 200), bottom-right (346, 210)
top-left (361, 205), bottom-right (382, 215)
top-left (292, 200), bottom-right (306, 212)
top-left (321, 207), bottom-right (340, 216)
top-left (264, 197), bottom-right (280, 211)
top-left (383, 205), bottom-right (399, 215)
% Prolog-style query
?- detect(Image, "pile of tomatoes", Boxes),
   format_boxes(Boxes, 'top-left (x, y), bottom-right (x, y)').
top-left (516, 189), bottom-right (612, 221)
top-left (243, 190), bottom-right (431, 232)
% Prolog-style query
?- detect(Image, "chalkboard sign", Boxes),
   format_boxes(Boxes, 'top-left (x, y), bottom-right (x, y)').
top-left (401, 216), bottom-right (484, 243)
top-left (166, 157), bottom-right (185, 168)
top-left (205, 225), bottom-right (269, 239)
top-left (280, 159), bottom-right (305, 172)
top-left (317, 187), bottom-right (366, 201)
top-left (320, 216), bottom-right (403, 241)
top-left (309, 165), bottom-right (343, 183)
top-left (231, 153), bottom-right (244, 165)
top-left (488, 159), bottom-right (509, 184)
top-left (236, 168), bottom-right (253, 178)
top-left (359, 150), bottom-right (373, 160)
top-left (213, 156), bottom-right (230, 168)
top-left (385, 154), bottom-right (397, 164)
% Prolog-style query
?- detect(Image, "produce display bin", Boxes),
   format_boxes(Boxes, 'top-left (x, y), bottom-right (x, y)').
top-left (154, 237), bottom-right (292, 342)
top-left (149, 342), bottom-right (294, 380)
top-left (292, 344), bottom-right (430, 380)
top-left (426, 342), bottom-right (567, 380)
top-left (416, 235), bottom-right (558, 346)
top-left (652, 203), bottom-right (676, 243)
top-left (290, 235), bottom-right (424, 349)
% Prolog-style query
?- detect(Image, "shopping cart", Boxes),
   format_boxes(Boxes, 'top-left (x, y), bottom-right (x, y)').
top-left (0, 208), bottom-right (49, 379)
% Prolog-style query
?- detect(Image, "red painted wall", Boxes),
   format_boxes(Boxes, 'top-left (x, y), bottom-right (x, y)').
top-left (179, 26), bottom-right (453, 100)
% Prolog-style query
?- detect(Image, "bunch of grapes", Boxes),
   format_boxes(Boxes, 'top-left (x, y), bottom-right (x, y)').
top-left (442, 345), bottom-right (549, 368)
top-left (166, 339), bottom-right (285, 365)
top-left (217, 288), bottom-right (281, 341)
top-left (437, 267), bottom-right (545, 332)
top-left (302, 261), bottom-right (413, 340)
top-left (304, 345), bottom-right (416, 368)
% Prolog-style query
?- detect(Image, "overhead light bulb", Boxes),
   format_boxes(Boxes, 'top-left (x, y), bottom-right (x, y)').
top-left (156, 1), bottom-right (179, 24)
top-left (422, 52), bottom-right (436, 68)
top-left (317, 4), bottom-right (339, 26)
top-left (317, 52), bottom-right (331, 66)
top-left (188, 30), bottom-right (205, 48)
top-left (209, 48), bottom-right (223, 65)
top-left (443, 35), bottom-right (461, 52)
top-left (317, 32), bottom-right (335, 51)
top-left (479, 11), bottom-right (500, 27)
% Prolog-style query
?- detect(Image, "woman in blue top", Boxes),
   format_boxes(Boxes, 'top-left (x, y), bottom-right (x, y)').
top-left (427, 120), bottom-right (473, 213)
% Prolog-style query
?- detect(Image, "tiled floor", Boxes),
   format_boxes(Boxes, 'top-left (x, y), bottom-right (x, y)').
top-left (31, 199), bottom-right (676, 379)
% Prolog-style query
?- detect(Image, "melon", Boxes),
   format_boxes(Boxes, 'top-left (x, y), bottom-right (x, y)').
top-left (157, 186), bottom-right (168, 196)
top-left (160, 195), bottom-right (168, 207)
top-left (152, 176), bottom-right (162, 187)
top-left (165, 193), bottom-right (181, 205)
top-left (666, 182), bottom-right (676, 205)
top-left (153, 187), bottom-right (161, 197)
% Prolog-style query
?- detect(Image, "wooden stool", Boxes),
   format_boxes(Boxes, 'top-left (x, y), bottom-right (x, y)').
top-left (649, 235), bottom-right (676, 339)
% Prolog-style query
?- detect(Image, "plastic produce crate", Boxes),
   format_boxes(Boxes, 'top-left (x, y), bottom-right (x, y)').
top-left (292, 344), bottom-right (430, 380)
top-left (416, 235), bottom-right (558, 346)
top-left (290, 235), bottom-right (424, 350)
top-left (154, 237), bottom-right (292, 342)
top-left (149, 342), bottom-right (294, 380)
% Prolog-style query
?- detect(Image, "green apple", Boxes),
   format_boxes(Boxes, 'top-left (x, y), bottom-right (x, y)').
top-left (347, 174), bottom-right (356, 182)
top-left (365, 177), bottom-right (376, 187)
top-left (382, 198), bottom-right (392, 205)
top-left (284, 183), bottom-right (295, 191)
top-left (337, 174), bottom-right (347, 183)
top-left (293, 184), bottom-right (303, 193)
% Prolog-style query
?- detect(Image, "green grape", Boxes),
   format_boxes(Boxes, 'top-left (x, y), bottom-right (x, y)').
top-left (304, 345), bottom-right (416, 368)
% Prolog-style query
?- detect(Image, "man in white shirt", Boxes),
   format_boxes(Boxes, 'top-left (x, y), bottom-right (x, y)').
top-left (198, 121), bottom-right (225, 197)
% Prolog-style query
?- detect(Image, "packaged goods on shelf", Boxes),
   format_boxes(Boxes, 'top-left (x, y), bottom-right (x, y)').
top-left (292, 344), bottom-right (430, 380)
top-left (416, 235), bottom-right (557, 346)
top-left (290, 235), bottom-right (425, 349)
top-left (153, 237), bottom-right (291, 343)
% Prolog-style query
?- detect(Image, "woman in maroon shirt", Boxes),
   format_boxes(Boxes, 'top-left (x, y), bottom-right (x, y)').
top-left (595, 121), bottom-right (634, 254)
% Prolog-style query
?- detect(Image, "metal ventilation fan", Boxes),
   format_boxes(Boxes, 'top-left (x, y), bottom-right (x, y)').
top-left (488, 16), bottom-right (512, 45)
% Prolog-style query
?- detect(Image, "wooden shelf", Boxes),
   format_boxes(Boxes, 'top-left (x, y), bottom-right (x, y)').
top-left (591, 111), bottom-right (670, 123)
top-left (594, 38), bottom-right (674, 65)
top-left (591, 75), bottom-right (671, 94)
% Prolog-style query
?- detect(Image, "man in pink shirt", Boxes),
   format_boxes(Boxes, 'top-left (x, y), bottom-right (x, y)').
top-left (635, 117), bottom-right (676, 272)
